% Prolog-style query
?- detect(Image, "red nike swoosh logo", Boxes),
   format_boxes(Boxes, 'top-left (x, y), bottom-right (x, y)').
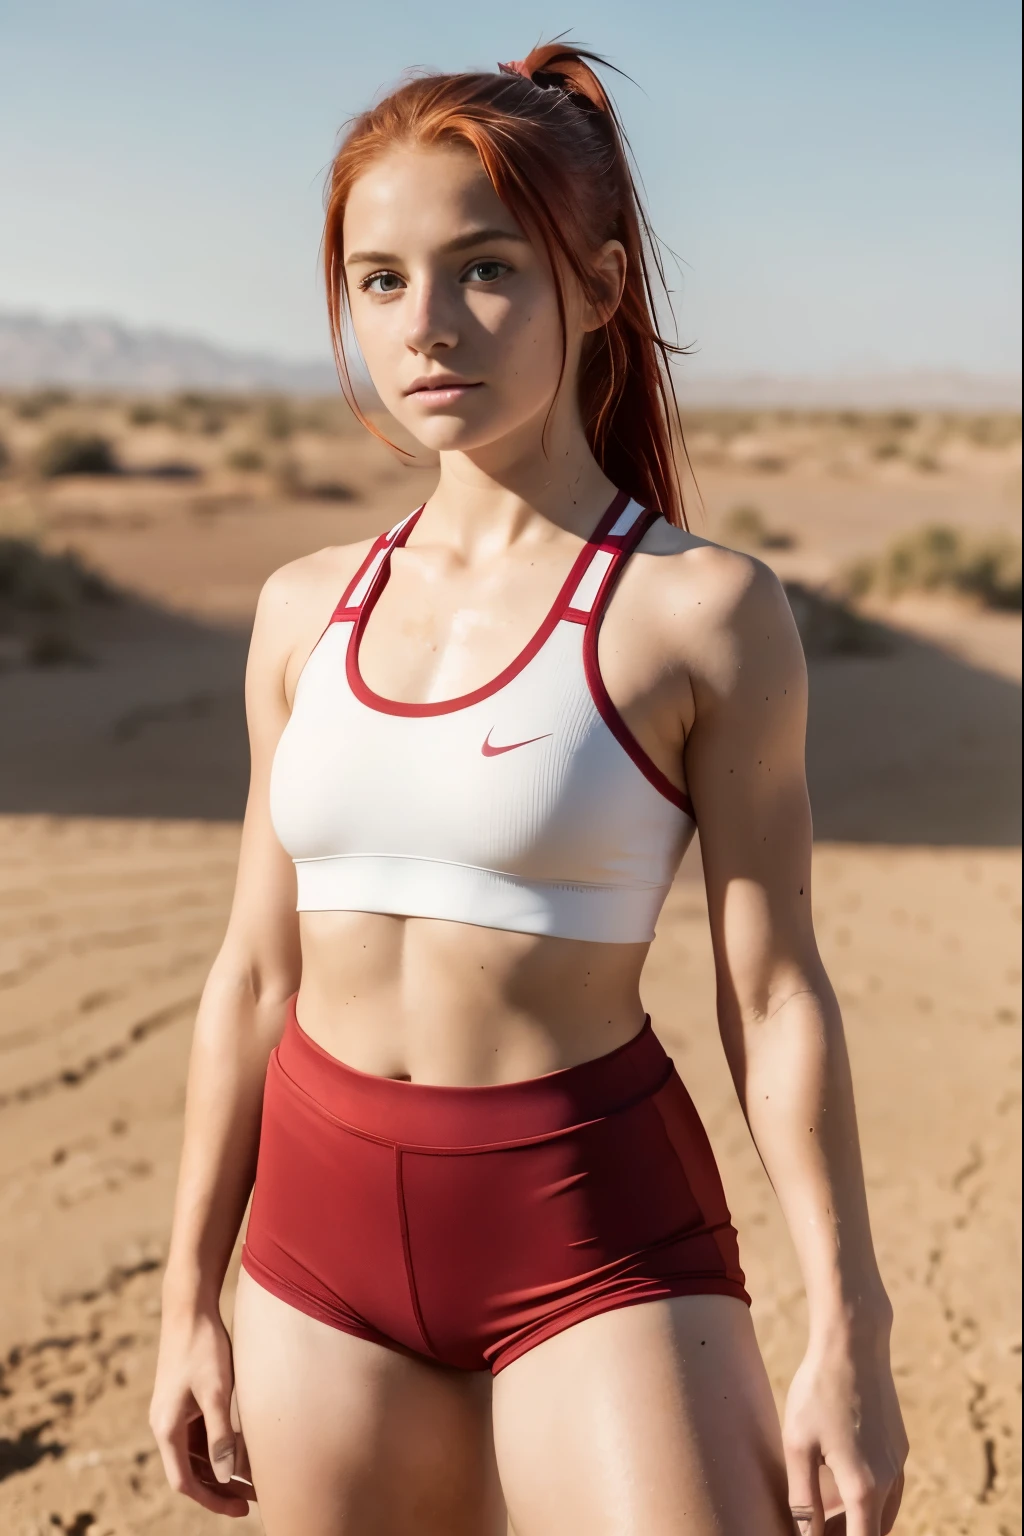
top-left (481, 728), bottom-right (553, 757)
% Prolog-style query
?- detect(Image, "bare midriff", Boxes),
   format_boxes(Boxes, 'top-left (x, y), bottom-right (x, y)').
top-left (294, 911), bottom-right (651, 1087)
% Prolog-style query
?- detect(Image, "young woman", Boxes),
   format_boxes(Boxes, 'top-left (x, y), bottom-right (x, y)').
top-left (149, 44), bottom-right (907, 1536)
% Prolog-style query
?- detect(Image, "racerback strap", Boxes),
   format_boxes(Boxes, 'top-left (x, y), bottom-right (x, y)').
top-left (330, 507), bottom-right (424, 623)
top-left (329, 493), bottom-right (659, 629)
top-left (561, 498), bottom-right (659, 624)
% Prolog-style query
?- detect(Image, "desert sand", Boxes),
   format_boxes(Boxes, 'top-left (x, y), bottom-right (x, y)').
top-left (0, 397), bottom-right (1020, 1534)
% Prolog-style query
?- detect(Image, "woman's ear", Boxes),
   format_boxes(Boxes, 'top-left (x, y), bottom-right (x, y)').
top-left (582, 240), bottom-right (627, 332)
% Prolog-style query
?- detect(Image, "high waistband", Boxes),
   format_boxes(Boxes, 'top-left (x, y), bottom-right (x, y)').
top-left (274, 996), bottom-right (674, 1151)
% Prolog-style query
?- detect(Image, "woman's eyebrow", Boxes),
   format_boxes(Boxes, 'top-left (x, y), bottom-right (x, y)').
top-left (345, 226), bottom-right (529, 266)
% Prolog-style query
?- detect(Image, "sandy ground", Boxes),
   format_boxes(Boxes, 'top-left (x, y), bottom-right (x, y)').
top-left (0, 415), bottom-right (1020, 1533)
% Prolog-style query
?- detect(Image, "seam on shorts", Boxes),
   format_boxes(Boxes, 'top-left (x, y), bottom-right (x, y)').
top-left (394, 1148), bottom-right (438, 1358)
top-left (489, 1279), bottom-right (752, 1375)
top-left (240, 1248), bottom-right (433, 1365)
top-left (651, 1092), bottom-right (738, 1281)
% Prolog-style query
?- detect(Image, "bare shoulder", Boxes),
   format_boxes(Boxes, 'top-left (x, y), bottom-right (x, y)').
top-left (250, 533), bottom-right (380, 656)
top-left (244, 534), bottom-right (381, 711)
top-left (634, 517), bottom-right (803, 691)
top-left (637, 517), bottom-right (788, 623)
top-left (256, 536), bottom-right (374, 628)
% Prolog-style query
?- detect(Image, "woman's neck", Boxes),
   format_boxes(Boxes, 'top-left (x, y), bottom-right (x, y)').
top-left (426, 406), bottom-right (617, 555)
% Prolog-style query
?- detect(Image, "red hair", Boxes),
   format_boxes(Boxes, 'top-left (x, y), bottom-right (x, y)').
top-left (323, 42), bottom-right (690, 527)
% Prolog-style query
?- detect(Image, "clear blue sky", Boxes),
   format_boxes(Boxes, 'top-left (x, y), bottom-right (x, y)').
top-left (1, 0), bottom-right (1020, 376)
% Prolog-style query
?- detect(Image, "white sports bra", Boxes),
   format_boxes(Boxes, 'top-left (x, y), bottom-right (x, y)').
top-left (270, 491), bottom-right (696, 943)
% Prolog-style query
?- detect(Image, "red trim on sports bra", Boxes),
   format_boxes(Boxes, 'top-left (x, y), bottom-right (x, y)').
top-left (345, 489), bottom-right (631, 718)
top-left (583, 510), bottom-right (697, 822)
top-left (329, 529), bottom-right (396, 623)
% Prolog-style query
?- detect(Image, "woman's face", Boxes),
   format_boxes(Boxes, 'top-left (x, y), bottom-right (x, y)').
top-left (343, 143), bottom-right (594, 456)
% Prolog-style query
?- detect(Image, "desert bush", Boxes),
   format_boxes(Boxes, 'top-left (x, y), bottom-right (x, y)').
top-left (128, 400), bottom-right (162, 426)
top-left (174, 391), bottom-right (215, 413)
top-left (226, 446), bottom-right (265, 472)
top-left (958, 413), bottom-right (1022, 450)
top-left (721, 504), bottom-right (795, 552)
top-left (27, 622), bottom-right (92, 667)
top-left (305, 479), bottom-right (355, 502)
top-left (0, 538), bottom-right (116, 611)
top-left (296, 402), bottom-right (343, 433)
top-left (957, 540), bottom-right (1022, 610)
top-left (785, 583), bottom-right (890, 657)
top-left (262, 398), bottom-right (294, 441)
top-left (138, 461), bottom-right (202, 480)
top-left (842, 525), bottom-right (1021, 612)
top-left (166, 391), bottom-right (232, 434)
top-left (37, 431), bottom-right (119, 478)
top-left (14, 388), bottom-right (71, 420)
top-left (884, 411), bottom-right (918, 433)
top-left (274, 455), bottom-right (305, 495)
top-left (0, 436), bottom-right (9, 475)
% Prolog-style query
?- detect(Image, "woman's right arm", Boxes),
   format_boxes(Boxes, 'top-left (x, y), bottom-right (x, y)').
top-left (149, 568), bottom-right (306, 1516)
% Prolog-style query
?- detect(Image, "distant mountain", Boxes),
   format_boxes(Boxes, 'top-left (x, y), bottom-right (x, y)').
top-left (0, 313), bottom-right (339, 394)
top-left (0, 312), bottom-right (1019, 410)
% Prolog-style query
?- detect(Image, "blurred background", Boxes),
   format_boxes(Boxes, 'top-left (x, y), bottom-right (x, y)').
top-left (0, 3), bottom-right (1020, 1533)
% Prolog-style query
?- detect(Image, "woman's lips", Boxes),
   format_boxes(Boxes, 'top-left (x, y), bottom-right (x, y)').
top-left (405, 381), bottom-right (483, 406)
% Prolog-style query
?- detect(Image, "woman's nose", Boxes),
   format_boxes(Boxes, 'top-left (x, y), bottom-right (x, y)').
top-left (404, 277), bottom-right (459, 354)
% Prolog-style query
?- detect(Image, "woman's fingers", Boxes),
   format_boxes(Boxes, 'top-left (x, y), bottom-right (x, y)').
top-left (831, 1456), bottom-right (902, 1536)
top-left (152, 1411), bottom-right (250, 1517)
top-left (784, 1440), bottom-right (825, 1536)
top-left (196, 1384), bottom-right (237, 1483)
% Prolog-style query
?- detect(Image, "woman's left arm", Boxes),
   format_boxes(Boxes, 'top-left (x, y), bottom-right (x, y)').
top-left (680, 549), bottom-right (909, 1536)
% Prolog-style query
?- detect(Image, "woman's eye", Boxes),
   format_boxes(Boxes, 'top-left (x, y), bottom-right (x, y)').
top-left (463, 260), bottom-right (508, 284)
top-left (362, 271), bottom-right (404, 295)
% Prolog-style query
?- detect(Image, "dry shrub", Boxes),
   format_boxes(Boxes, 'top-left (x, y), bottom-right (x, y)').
top-left (13, 388), bottom-right (71, 420)
top-left (0, 537), bottom-right (113, 669)
top-left (225, 446), bottom-right (265, 472)
top-left (721, 504), bottom-right (795, 551)
top-left (304, 479), bottom-right (355, 502)
top-left (785, 583), bottom-right (891, 657)
top-left (27, 623), bottom-right (92, 667)
top-left (167, 391), bottom-right (238, 434)
top-left (843, 525), bottom-right (1022, 612)
top-left (957, 413), bottom-right (1021, 449)
top-left (0, 436), bottom-right (9, 476)
top-left (127, 400), bottom-right (162, 427)
top-left (0, 538), bottom-right (116, 612)
top-left (262, 398), bottom-right (294, 441)
top-left (37, 431), bottom-right (119, 478)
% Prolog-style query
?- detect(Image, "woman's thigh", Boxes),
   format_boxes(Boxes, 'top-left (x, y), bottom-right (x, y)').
top-left (492, 1294), bottom-right (792, 1536)
top-left (232, 1269), bottom-right (507, 1536)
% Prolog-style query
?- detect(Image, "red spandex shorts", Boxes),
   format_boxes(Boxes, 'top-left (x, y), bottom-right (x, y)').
top-left (241, 1001), bottom-right (749, 1375)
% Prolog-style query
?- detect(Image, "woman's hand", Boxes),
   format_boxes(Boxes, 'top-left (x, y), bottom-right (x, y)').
top-left (149, 1299), bottom-right (252, 1518)
top-left (783, 1318), bottom-right (908, 1536)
